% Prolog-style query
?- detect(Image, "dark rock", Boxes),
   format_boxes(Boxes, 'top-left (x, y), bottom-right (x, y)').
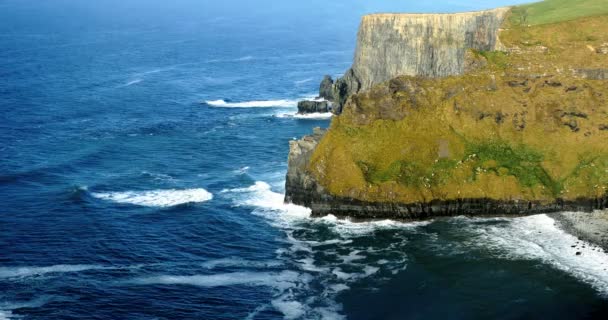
top-left (564, 111), bottom-right (588, 119)
top-left (332, 69), bottom-right (362, 114)
top-left (599, 124), bottom-right (608, 131)
top-left (319, 75), bottom-right (334, 101)
top-left (508, 80), bottom-right (528, 87)
top-left (297, 100), bottom-right (330, 114)
top-left (544, 80), bottom-right (562, 87)
top-left (576, 252), bottom-right (582, 256)
top-left (563, 119), bottom-right (579, 132)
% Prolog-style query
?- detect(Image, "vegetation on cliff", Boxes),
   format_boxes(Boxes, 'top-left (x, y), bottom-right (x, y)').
top-left (509, 0), bottom-right (608, 26)
top-left (305, 0), bottom-right (608, 206)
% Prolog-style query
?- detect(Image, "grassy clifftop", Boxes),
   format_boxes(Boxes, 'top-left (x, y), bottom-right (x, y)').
top-left (510, 0), bottom-right (608, 26)
top-left (306, 2), bottom-right (608, 206)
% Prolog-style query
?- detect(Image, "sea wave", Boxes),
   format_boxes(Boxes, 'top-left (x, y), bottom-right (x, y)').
top-left (205, 99), bottom-right (298, 108)
top-left (462, 214), bottom-right (608, 296)
top-left (294, 78), bottom-right (314, 85)
top-left (132, 270), bottom-right (304, 289)
top-left (0, 264), bottom-right (107, 279)
top-left (276, 112), bottom-right (333, 120)
top-left (91, 188), bottom-right (213, 207)
top-left (220, 179), bottom-right (427, 319)
top-left (222, 181), bottom-right (311, 221)
top-left (117, 79), bottom-right (143, 88)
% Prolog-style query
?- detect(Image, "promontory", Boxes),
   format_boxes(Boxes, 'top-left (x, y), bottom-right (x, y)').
top-left (286, 0), bottom-right (608, 220)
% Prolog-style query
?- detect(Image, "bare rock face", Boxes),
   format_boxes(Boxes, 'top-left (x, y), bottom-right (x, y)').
top-left (352, 8), bottom-right (509, 88)
top-left (327, 8), bottom-right (509, 110)
top-left (285, 128), bottom-right (328, 206)
top-left (597, 43), bottom-right (608, 55)
top-left (319, 75), bottom-right (334, 101)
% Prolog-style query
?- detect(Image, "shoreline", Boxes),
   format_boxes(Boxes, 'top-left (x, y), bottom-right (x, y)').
top-left (551, 210), bottom-right (608, 252)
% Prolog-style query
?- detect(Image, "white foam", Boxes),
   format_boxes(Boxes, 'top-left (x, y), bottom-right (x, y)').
top-left (220, 178), bottom-right (433, 319)
top-left (206, 56), bottom-right (254, 63)
top-left (276, 112), bottom-right (333, 120)
top-left (339, 251), bottom-right (365, 263)
top-left (205, 99), bottom-right (298, 108)
top-left (318, 214), bottom-right (431, 236)
top-left (0, 310), bottom-right (13, 320)
top-left (271, 297), bottom-right (306, 320)
top-left (236, 55), bottom-right (254, 61)
top-left (0, 264), bottom-right (106, 279)
top-left (224, 181), bottom-right (311, 221)
top-left (201, 258), bottom-right (282, 269)
top-left (117, 79), bottom-right (143, 88)
top-left (469, 214), bottom-right (608, 295)
top-left (133, 271), bottom-right (303, 290)
top-left (92, 188), bottom-right (213, 207)
top-left (232, 166), bottom-right (250, 175)
top-left (332, 268), bottom-right (355, 281)
top-left (294, 78), bottom-right (314, 85)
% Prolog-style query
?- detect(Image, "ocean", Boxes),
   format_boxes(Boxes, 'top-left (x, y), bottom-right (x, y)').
top-left (1, 0), bottom-right (607, 319)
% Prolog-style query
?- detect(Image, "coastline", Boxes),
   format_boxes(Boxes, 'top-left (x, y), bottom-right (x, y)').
top-left (551, 210), bottom-right (608, 252)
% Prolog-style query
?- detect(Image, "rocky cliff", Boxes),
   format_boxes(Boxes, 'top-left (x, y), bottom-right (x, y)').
top-left (286, 4), bottom-right (608, 219)
top-left (324, 8), bottom-right (510, 111)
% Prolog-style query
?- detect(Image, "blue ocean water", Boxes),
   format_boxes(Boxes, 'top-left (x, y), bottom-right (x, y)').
top-left (1, 0), bottom-right (607, 319)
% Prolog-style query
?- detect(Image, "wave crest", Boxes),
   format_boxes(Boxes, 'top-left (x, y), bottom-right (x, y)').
top-left (205, 99), bottom-right (298, 108)
top-left (92, 188), bottom-right (213, 207)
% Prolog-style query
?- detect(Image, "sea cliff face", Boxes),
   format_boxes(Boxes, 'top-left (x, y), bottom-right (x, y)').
top-left (286, 6), bottom-right (608, 219)
top-left (328, 8), bottom-right (509, 110)
top-left (353, 8), bottom-right (509, 89)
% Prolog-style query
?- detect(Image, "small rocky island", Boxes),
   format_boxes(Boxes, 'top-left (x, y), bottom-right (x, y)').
top-left (286, 0), bottom-right (608, 223)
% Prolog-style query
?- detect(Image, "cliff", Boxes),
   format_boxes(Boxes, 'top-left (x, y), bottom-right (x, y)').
top-left (286, 1), bottom-right (608, 219)
top-left (326, 8), bottom-right (510, 111)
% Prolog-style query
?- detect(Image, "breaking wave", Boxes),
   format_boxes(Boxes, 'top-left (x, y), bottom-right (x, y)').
top-left (276, 112), bottom-right (333, 120)
top-left (91, 188), bottom-right (213, 207)
top-left (219, 179), bottom-right (430, 319)
top-left (461, 214), bottom-right (608, 296)
top-left (205, 99), bottom-right (298, 108)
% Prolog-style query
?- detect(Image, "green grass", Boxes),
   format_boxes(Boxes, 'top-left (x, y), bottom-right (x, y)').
top-left (357, 140), bottom-right (563, 197)
top-left (466, 141), bottom-right (563, 196)
top-left (510, 0), bottom-right (608, 26)
top-left (473, 50), bottom-right (509, 69)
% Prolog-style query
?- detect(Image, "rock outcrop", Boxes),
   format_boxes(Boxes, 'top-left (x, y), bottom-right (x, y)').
top-left (319, 75), bottom-right (334, 101)
top-left (297, 100), bottom-right (330, 114)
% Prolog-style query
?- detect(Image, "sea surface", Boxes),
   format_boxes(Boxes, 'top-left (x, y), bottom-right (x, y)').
top-left (1, 0), bottom-right (607, 319)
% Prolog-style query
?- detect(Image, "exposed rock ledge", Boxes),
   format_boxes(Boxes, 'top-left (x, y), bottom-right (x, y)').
top-left (285, 128), bottom-right (608, 220)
